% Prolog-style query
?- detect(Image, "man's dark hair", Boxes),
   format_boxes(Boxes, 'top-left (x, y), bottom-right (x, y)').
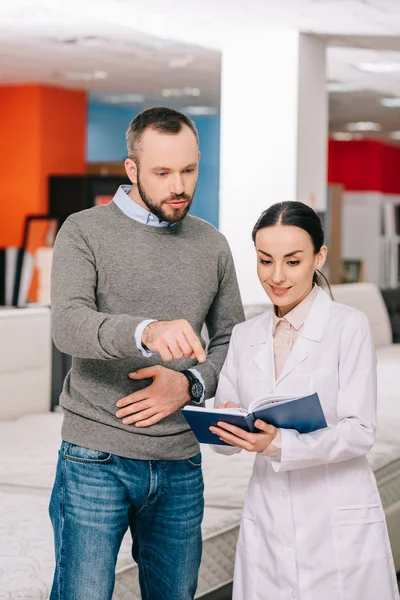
top-left (126, 106), bottom-right (199, 161)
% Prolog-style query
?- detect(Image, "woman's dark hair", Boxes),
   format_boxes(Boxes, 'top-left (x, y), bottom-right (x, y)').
top-left (252, 201), bottom-right (331, 294)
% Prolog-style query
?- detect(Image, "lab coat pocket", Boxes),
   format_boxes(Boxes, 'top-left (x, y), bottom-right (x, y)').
top-left (333, 504), bottom-right (390, 563)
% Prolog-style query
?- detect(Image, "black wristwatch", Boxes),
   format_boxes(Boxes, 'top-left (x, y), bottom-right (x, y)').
top-left (181, 370), bottom-right (204, 405)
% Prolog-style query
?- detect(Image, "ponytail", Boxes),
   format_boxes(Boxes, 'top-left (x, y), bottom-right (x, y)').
top-left (313, 269), bottom-right (332, 298)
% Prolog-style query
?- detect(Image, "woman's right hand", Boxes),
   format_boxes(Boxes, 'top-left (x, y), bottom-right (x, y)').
top-left (216, 402), bottom-right (239, 409)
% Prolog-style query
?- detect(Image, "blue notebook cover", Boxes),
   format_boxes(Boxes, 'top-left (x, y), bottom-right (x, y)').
top-left (181, 393), bottom-right (327, 446)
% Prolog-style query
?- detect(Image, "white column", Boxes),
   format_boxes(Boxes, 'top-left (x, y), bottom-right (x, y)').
top-left (219, 32), bottom-right (327, 305)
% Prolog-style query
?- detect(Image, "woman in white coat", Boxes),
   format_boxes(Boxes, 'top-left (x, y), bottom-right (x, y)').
top-left (210, 201), bottom-right (398, 600)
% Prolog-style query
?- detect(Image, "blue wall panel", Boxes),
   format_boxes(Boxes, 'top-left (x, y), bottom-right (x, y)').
top-left (87, 103), bottom-right (220, 227)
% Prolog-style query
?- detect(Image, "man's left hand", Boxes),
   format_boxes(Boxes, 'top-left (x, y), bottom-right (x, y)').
top-left (115, 366), bottom-right (190, 427)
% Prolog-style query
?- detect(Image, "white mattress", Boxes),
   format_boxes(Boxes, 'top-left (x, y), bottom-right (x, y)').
top-left (0, 412), bottom-right (254, 599)
top-left (1, 392), bottom-right (400, 599)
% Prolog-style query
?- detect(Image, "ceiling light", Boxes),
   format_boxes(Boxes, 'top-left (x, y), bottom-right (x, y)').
top-left (346, 121), bottom-right (382, 132)
top-left (380, 97), bottom-right (400, 108)
top-left (162, 87), bottom-right (201, 98)
top-left (168, 55), bottom-right (195, 68)
top-left (90, 71), bottom-right (108, 80)
top-left (326, 82), bottom-right (362, 93)
top-left (162, 88), bottom-right (181, 97)
top-left (184, 87), bottom-right (200, 96)
top-left (184, 106), bottom-right (218, 116)
top-left (331, 132), bottom-right (364, 141)
top-left (331, 132), bottom-right (354, 141)
top-left (358, 62), bottom-right (400, 73)
top-left (60, 70), bottom-right (108, 82)
top-left (108, 94), bottom-right (145, 104)
top-left (389, 131), bottom-right (400, 140)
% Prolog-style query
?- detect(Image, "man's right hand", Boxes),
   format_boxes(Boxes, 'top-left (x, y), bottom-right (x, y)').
top-left (142, 320), bottom-right (206, 363)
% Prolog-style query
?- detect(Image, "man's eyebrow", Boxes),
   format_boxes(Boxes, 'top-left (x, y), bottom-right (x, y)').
top-left (257, 249), bottom-right (304, 258)
top-left (152, 163), bottom-right (198, 171)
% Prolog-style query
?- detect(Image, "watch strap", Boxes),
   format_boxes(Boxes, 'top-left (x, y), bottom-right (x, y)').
top-left (181, 369), bottom-right (204, 404)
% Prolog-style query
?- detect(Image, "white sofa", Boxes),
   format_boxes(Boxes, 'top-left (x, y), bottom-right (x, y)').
top-left (0, 307), bottom-right (51, 420)
top-left (331, 283), bottom-right (400, 399)
top-left (331, 283), bottom-right (393, 347)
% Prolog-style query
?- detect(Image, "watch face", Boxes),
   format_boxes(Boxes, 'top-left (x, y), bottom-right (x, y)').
top-left (191, 381), bottom-right (204, 399)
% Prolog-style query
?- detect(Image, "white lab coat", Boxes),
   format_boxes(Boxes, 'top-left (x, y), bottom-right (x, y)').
top-left (214, 288), bottom-right (398, 600)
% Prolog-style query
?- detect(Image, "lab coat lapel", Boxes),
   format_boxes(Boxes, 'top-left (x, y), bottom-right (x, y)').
top-left (275, 337), bottom-right (310, 385)
top-left (276, 288), bottom-right (332, 385)
top-left (251, 310), bottom-right (276, 389)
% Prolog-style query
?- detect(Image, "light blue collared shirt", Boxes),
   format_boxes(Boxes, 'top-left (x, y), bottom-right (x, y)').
top-left (114, 185), bottom-right (173, 227)
top-left (113, 185), bottom-right (205, 402)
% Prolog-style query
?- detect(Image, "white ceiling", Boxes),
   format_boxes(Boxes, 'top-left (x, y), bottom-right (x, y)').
top-left (1, 0), bottom-right (400, 136)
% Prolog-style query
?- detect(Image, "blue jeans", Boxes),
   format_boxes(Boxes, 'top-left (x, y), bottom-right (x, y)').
top-left (49, 441), bottom-right (204, 600)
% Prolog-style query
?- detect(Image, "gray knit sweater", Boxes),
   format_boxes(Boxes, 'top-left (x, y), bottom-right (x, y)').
top-left (51, 200), bottom-right (244, 460)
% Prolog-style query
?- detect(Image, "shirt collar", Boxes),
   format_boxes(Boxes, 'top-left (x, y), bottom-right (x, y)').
top-left (273, 284), bottom-right (320, 332)
top-left (113, 185), bottom-right (173, 227)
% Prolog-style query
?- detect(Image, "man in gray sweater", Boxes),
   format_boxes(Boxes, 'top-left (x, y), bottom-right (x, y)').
top-left (49, 106), bottom-right (244, 600)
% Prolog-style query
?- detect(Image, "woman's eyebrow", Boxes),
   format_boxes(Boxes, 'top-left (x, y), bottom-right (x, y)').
top-left (257, 249), bottom-right (304, 258)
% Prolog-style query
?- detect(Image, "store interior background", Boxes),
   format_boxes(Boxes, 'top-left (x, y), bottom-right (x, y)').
top-left (1, 0), bottom-right (400, 305)
top-left (1, 3), bottom-right (400, 597)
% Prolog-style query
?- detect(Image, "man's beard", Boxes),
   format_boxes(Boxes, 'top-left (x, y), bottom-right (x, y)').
top-left (136, 173), bottom-right (195, 224)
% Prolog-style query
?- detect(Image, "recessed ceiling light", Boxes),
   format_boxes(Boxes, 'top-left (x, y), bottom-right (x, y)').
top-left (326, 82), bottom-right (362, 93)
top-left (59, 70), bottom-right (108, 82)
top-left (389, 131), bottom-right (400, 140)
top-left (380, 97), bottom-right (400, 107)
top-left (184, 106), bottom-right (218, 116)
top-left (108, 94), bottom-right (145, 104)
top-left (92, 71), bottom-right (108, 80)
top-left (346, 121), bottom-right (382, 132)
top-left (162, 87), bottom-right (201, 98)
top-left (331, 132), bottom-right (355, 141)
top-left (331, 132), bottom-right (364, 141)
top-left (184, 87), bottom-right (200, 97)
top-left (358, 62), bottom-right (400, 73)
top-left (169, 55), bottom-right (195, 68)
top-left (162, 88), bottom-right (181, 97)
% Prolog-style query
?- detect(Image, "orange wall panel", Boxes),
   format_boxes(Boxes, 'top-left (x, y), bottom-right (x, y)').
top-left (0, 86), bottom-right (42, 246)
top-left (0, 84), bottom-right (86, 248)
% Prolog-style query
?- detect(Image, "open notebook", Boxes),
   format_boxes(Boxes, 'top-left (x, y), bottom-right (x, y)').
top-left (181, 393), bottom-right (327, 445)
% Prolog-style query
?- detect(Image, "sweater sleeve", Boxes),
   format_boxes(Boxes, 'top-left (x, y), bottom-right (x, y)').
top-left (51, 219), bottom-right (149, 360)
top-left (194, 246), bottom-right (245, 399)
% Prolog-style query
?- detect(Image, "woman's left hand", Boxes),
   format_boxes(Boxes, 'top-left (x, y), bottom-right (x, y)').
top-left (210, 419), bottom-right (278, 453)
